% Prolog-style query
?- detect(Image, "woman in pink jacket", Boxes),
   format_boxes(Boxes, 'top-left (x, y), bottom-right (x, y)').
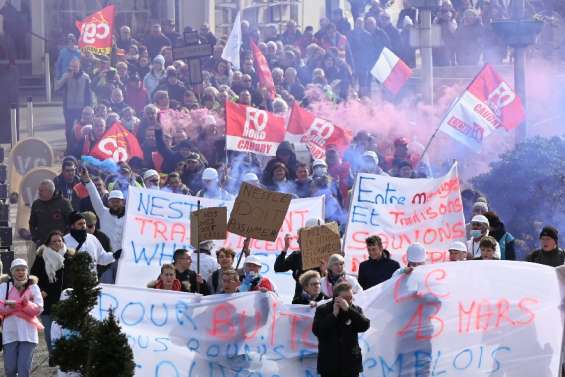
top-left (0, 258), bottom-right (44, 377)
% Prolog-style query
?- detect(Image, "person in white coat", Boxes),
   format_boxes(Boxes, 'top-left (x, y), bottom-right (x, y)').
top-left (81, 167), bottom-right (126, 283)
top-left (320, 254), bottom-right (363, 298)
top-left (63, 212), bottom-right (115, 274)
top-left (194, 240), bottom-right (220, 282)
top-left (0, 259), bottom-right (44, 377)
top-left (466, 215), bottom-right (501, 259)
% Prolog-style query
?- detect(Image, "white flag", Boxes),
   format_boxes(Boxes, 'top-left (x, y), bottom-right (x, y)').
top-left (221, 11), bottom-right (242, 70)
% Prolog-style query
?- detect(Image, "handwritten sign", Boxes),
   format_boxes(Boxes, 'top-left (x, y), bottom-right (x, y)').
top-left (343, 164), bottom-right (465, 273)
top-left (227, 182), bottom-right (292, 241)
top-left (299, 222), bottom-right (341, 270)
top-left (116, 186), bottom-right (323, 302)
top-left (96, 261), bottom-right (565, 376)
top-left (190, 207), bottom-right (227, 248)
top-left (9, 138), bottom-right (54, 201)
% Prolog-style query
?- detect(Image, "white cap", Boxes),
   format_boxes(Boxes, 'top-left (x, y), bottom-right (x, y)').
top-left (108, 190), bottom-right (125, 200)
top-left (362, 150), bottom-right (379, 165)
top-left (202, 167), bottom-right (219, 181)
top-left (312, 159), bottom-right (327, 168)
top-left (448, 241), bottom-right (468, 253)
top-left (407, 243), bottom-right (426, 263)
top-left (10, 258), bottom-right (28, 271)
top-left (143, 169), bottom-right (159, 180)
top-left (242, 172), bottom-right (259, 182)
top-left (199, 240), bottom-right (215, 251)
top-left (305, 218), bottom-right (325, 227)
top-left (471, 215), bottom-right (489, 226)
top-left (245, 256), bottom-right (262, 266)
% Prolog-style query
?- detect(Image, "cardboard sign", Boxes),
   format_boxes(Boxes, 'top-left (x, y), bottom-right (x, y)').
top-left (190, 207), bottom-right (227, 248)
top-left (299, 222), bottom-right (341, 270)
top-left (227, 182), bottom-right (292, 241)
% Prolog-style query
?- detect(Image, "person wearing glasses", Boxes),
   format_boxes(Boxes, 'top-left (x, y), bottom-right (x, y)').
top-left (292, 271), bottom-right (328, 306)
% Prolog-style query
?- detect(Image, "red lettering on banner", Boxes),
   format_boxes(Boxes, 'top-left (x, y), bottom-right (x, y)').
top-left (238, 310), bottom-right (262, 341)
top-left (397, 303), bottom-right (444, 340)
top-left (516, 297), bottom-right (538, 326)
top-left (279, 312), bottom-right (303, 351)
top-left (475, 299), bottom-right (495, 331)
top-left (209, 304), bottom-right (237, 340)
top-left (424, 269), bottom-right (450, 299)
top-left (170, 223), bottom-right (186, 243)
top-left (458, 297), bottom-right (539, 333)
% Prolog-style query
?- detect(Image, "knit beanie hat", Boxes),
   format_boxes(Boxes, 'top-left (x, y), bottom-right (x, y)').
top-left (539, 226), bottom-right (558, 242)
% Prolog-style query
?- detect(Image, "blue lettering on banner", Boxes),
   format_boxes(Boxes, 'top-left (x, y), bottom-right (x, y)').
top-left (491, 346), bottom-right (511, 373)
top-left (357, 176), bottom-right (377, 203)
top-left (150, 304), bottom-right (168, 327)
top-left (154, 360), bottom-right (179, 377)
top-left (97, 293), bottom-right (119, 320)
top-left (453, 348), bottom-right (473, 370)
top-left (121, 302), bottom-right (145, 326)
top-left (356, 178), bottom-right (406, 206)
top-left (351, 205), bottom-right (380, 226)
top-left (130, 241), bottom-right (187, 266)
top-left (154, 337), bottom-right (169, 352)
top-left (136, 191), bottom-right (204, 220)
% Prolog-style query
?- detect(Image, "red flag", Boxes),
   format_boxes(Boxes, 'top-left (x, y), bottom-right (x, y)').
top-left (75, 5), bottom-right (115, 56)
top-left (225, 101), bottom-right (285, 156)
top-left (89, 122), bottom-right (144, 162)
top-left (467, 64), bottom-right (525, 131)
top-left (251, 41), bottom-right (276, 100)
top-left (286, 102), bottom-right (352, 159)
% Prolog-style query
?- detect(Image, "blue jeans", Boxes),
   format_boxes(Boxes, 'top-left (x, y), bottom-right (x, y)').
top-left (40, 313), bottom-right (53, 355)
top-left (3, 341), bottom-right (36, 377)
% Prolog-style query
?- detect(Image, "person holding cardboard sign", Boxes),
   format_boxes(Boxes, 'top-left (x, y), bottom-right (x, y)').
top-left (275, 218), bottom-right (329, 302)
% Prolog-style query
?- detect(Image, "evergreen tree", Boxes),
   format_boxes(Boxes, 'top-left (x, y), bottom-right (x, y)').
top-left (86, 309), bottom-right (135, 377)
top-left (51, 252), bottom-right (135, 376)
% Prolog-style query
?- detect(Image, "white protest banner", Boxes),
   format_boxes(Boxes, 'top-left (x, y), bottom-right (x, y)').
top-left (117, 186), bottom-right (323, 301)
top-left (343, 164), bottom-right (465, 273)
top-left (96, 261), bottom-right (565, 376)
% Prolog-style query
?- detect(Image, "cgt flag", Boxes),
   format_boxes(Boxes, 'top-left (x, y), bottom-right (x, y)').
top-left (439, 64), bottom-right (525, 150)
top-left (286, 102), bottom-right (352, 159)
top-left (89, 122), bottom-right (144, 162)
top-left (75, 5), bottom-right (115, 56)
top-left (225, 101), bottom-right (285, 156)
top-left (251, 41), bottom-right (276, 100)
top-left (370, 47), bottom-right (412, 96)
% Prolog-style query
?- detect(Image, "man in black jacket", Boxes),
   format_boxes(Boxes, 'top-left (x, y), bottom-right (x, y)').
top-left (312, 281), bottom-right (370, 377)
top-left (358, 235), bottom-right (400, 289)
top-left (527, 226), bottom-right (565, 267)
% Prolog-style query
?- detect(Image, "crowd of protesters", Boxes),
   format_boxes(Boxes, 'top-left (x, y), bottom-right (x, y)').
top-left (3, 1), bottom-right (564, 376)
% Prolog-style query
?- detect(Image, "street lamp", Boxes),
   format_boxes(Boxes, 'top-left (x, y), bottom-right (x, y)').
top-left (492, 1), bottom-right (542, 142)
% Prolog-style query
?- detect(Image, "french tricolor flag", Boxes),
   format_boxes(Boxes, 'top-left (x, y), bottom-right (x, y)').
top-left (370, 47), bottom-right (412, 96)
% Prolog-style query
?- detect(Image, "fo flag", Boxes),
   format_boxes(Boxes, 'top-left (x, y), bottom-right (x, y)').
top-left (89, 122), bottom-right (144, 162)
top-left (370, 47), bottom-right (412, 95)
top-left (251, 41), bottom-right (276, 100)
top-left (75, 5), bottom-right (115, 56)
top-left (286, 102), bottom-right (352, 159)
top-left (225, 101), bottom-right (285, 156)
top-left (440, 64), bottom-right (525, 150)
